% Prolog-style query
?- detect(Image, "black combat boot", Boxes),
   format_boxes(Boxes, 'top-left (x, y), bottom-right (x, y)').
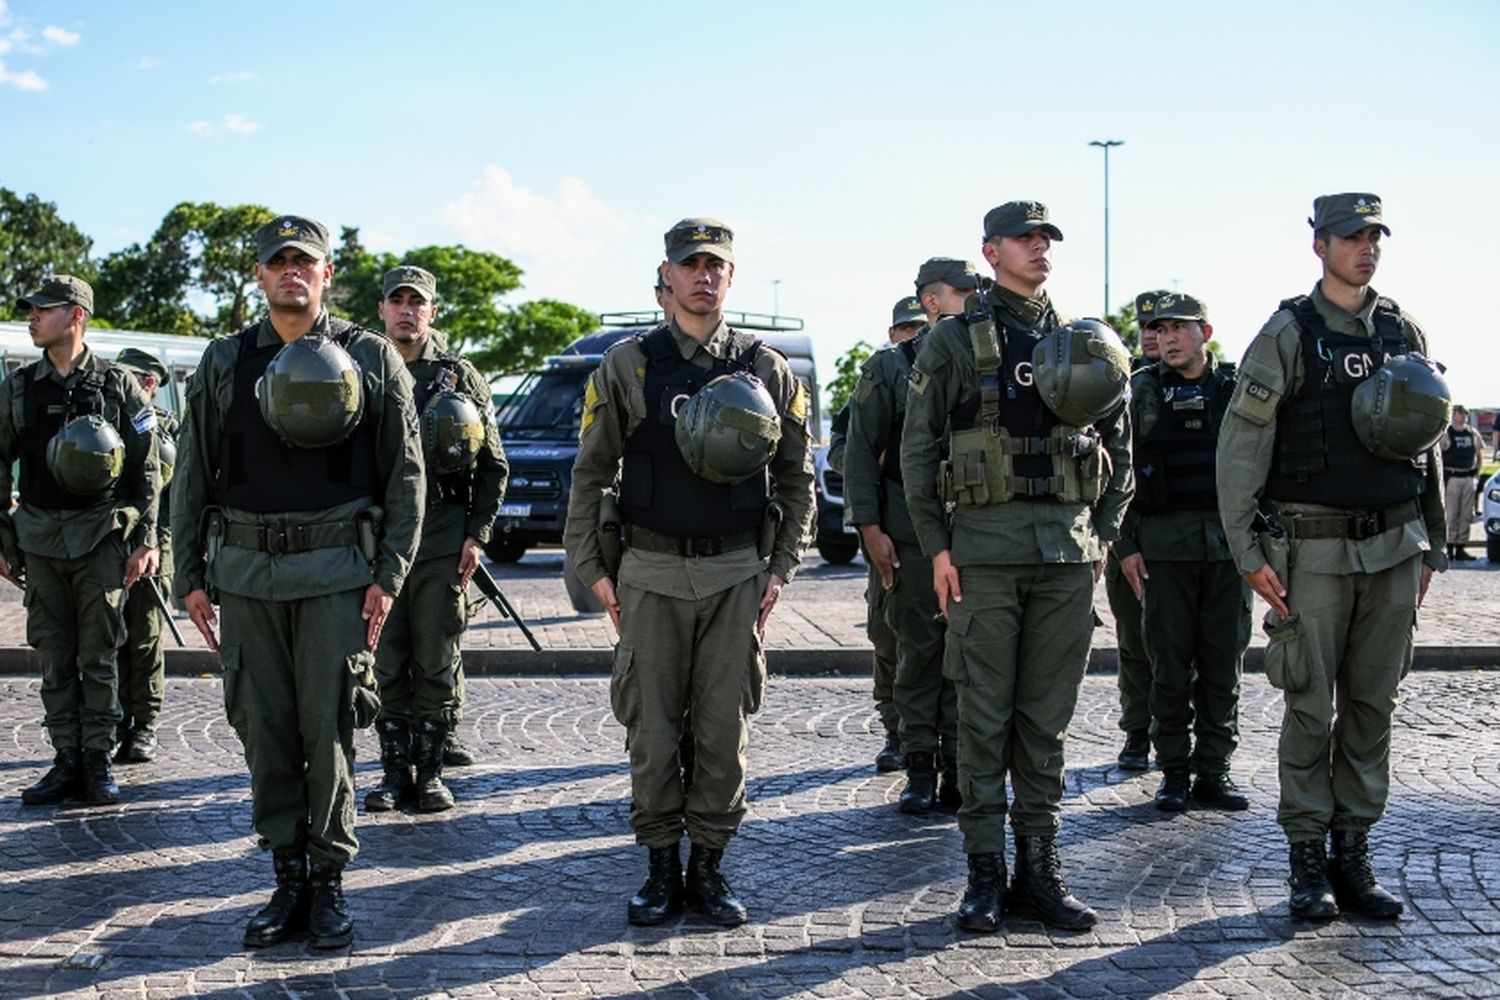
top-left (936, 753), bottom-right (962, 813)
top-left (1191, 772), bottom-right (1249, 811)
top-left (956, 852), bottom-right (1006, 932)
top-left (1328, 830), bottom-right (1403, 919)
top-left (875, 729), bottom-right (905, 772)
top-left (899, 750), bottom-right (939, 814)
top-left (81, 748), bottom-right (119, 805)
top-left (243, 849), bottom-right (309, 948)
top-left (1155, 767), bottom-right (1191, 812)
top-left (685, 843), bottom-right (747, 926)
top-left (412, 719), bottom-right (455, 813)
top-left (442, 728), bottom-right (476, 767)
top-left (21, 748), bottom-right (82, 805)
top-left (1117, 731), bottom-right (1150, 771)
top-left (307, 861), bottom-right (354, 948)
top-left (123, 723), bottom-right (158, 764)
top-left (627, 841), bottom-right (684, 926)
top-left (1009, 835), bottom-right (1097, 930)
top-left (1287, 837), bottom-right (1339, 920)
top-left (364, 718), bottom-right (413, 812)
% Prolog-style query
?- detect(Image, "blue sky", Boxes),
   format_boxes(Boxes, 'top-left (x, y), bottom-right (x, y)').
top-left (3, 0), bottom-right (1498, 408)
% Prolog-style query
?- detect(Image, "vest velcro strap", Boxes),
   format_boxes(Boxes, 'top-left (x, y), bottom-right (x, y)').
top-left (1279, 500), bottom-right (1420, 541)
top-left (622, 523), bottom-right (759, 558)
top-left (1007, 475), bottom-right (1064, 497)
top-left (1000, 436), bottom-right (1056, 457)
top-left (222, 520), bottom-right (361, 554)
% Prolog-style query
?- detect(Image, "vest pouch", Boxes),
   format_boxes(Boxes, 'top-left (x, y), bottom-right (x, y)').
top-left (937, 459), bottom-right (956, 503)
top-left (947, 428), bottom-right (993, 506)
top-left (1053, 427), bottom-right (1105, 504)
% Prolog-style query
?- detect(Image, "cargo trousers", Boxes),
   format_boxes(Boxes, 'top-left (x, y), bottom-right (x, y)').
top-left (374, 553), bottom-right (465, 723)
top-left (887, 538), bottom-right (956, 756)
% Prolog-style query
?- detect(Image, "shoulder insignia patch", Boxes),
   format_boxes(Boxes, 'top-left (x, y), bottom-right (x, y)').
top-left (131, 407), bottom-right (157, 435)
top-left (579, 373), bottom-right (601, 438)
top-left (1245, 381), bottom-right (1272, 402)
top-left (908, 368), bottom-right (930, 395)
top-left (788, 380), bottom-right (810, 424)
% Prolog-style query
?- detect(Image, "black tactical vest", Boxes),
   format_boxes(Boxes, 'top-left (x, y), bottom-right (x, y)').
top-left (214, 324), bottom-right (380, 513)
top-left (1133, 363), bottom-right (1234, 515)
top-left (1446, 426), bottom-right (1479, 476)
top-left (17, 366), bottom-right (124, 510)
top-left (411, 354), bottom-right (474, 509)
top-left (1265, 296), bottom-right (1424, 508)
top-left (951, 309), bottom-right (1061, 500)
top-left (879, 338), bottom-right (919, 485)
top-left (618, 326), bottom-right (769, 537)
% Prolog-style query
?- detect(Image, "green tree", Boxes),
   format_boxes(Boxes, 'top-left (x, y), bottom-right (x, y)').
top-left (827, 340), bottom-right (876, 414)
top-left (0, 189), bottom-right (93, 318)
top-left (1105, 302), bottom-right (1141, 355)
top-left (330, 229), bottom-right (595, 377)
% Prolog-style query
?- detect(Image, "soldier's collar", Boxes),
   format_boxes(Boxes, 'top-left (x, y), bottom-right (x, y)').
top-left (1309, 283), bottom-right (1379, 335)
top-left (989, 285), bottom-right (1050, 328)
top-left (37, 343), bottom-right (96, 381)
top-left (667, 317), bottom-right (730, 358)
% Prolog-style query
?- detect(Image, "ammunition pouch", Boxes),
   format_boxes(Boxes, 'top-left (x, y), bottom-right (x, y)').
top-left (940, 424), bottom-right (1106, 505)
top-left (201, 507), bottom-right (225, 602)
top-left (599, 490), bottom-right (623, 580)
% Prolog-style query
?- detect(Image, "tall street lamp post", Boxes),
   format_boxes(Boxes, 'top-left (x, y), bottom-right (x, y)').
top-left (1088, 139), bottom-right (1124, 317)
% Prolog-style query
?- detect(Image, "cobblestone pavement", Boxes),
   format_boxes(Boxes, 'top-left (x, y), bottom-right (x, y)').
top-left (2, 673), bottom-right (1498, 998)
top-left (0, 548), bottom-right (1497, 658)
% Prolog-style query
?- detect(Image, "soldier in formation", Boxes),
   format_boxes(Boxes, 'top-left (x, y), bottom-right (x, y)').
top-left (902, 201), bottom-right (1133, 933)
top-left (112, 348), bottom-right (179, 765)
top-left (1440, 405), bottom-right (1482, 561)
top-left (364, 265), bottom-right (507, 814)
top-left (173, 215), bottom-right (424, 948)
top-left (1118, 292), bottom-right (1251, 814)
top-left (563, 218), bottom-right (814, 927)
top-left (2, 276), bottom-right (161, 807)
top-left (1217, 193), bottom-right (1448, 920)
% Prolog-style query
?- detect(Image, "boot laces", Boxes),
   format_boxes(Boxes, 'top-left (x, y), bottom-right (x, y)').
top-left (1338, 834), bottom-right (1377, 885)
top-left (968, 854), bottom-right (1002, 891)
top-left (1028, 839), bottom-right (1069, 894)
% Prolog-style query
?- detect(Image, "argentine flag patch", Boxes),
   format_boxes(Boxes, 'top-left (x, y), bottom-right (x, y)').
top-left (131, 407), bottom-right (157, 435)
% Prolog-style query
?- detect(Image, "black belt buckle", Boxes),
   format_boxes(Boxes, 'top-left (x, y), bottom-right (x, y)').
top-left (681, 535), bottom-right (723, 558)
top-left (259, 523), bottom-right (286, 555)
top-left (1347, 511), bottom-right (1381, 541)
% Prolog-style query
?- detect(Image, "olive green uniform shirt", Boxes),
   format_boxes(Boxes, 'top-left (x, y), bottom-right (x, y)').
top-left (172, 311), bottom-right (425, 600)
top-left (564, 319), bottom-right (815, 599)
top-left (902, 290), bottom-right (1133, 564)
top-left (0, 345), bottom-right (161, 557)
top-left (1215, 285), bottom-right (1446, 576)
top-left (845, 333), bottom-right (924, 543)
top-left (406, 337), bottom-right (508, 561)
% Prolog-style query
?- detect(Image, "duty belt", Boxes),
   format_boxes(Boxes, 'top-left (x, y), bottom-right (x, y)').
top-left (1278, 500), bottom-right (1421, 541)
top-left (1444, 469), bottom-right (1478, 479)
top-left (222, 520), bottom-right (361, 555)
top-left (623, 524), bottom-right (758, 558)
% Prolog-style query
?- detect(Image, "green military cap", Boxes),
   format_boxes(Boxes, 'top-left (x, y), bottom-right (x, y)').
top-left (664, 217), bottom-right (734, 264)
top-left (891, 295), bottom-right (926, 327)
top-left (19, 274), bottom-right (93, 313)
top-left (1308, 192), bottom-right (1390, 238)
top-left (114, 347), bottom-right (168, 382)
top-left (255, 214), bottom-right (331, 264)
top-left (1134, 288), bottom-right (1169, 321)
top-left (914, 257), bottom-right (980, 291)
top-left (1150, 292), bottom-right (1208, 325)
top-left (382, 264), bottom-right (438, 301)
top-left (983, 200), bottom-right (1064, 242)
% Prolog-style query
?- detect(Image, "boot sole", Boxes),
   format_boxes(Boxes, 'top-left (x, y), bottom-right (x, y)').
top-left (683, 891), bottom-right (747, 927)
top-left (417, 800), bottom-right (455, 813)
top-left (1007, 894), bottom-right (1097, 931)
top-left (307, 928), bottom-right (353, 949)
top-left (1290, 902), bottom-right (1340, 921)
top-left (955, 910), bottom-right (1002, 932)
top-left (1329, 882), bottom-right (1403, 919)
top-left (627, 901), bottom-right (684, 926)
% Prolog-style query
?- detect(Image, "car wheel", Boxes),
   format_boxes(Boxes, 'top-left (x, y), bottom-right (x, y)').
top-left (817, 539), bottom-right (859, 565)
top-left (484, 538), bottom-right (529, 564)
top-left (562, 550), bottom-right (605, 614)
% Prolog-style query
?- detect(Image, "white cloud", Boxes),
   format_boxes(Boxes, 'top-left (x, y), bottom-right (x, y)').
top-left (0, 37), bottom-right (9, 54)
top-left (186, 114), bottom-right (264, 137)
top-left (0, 57), bottom-right (45, 90)
top-left (442, 166), bottom-right (628, 296)
top-left (137, 56), bottom-right (160, 70)
top-left (41, 25), bottom-right (78, 46)
top-left (209, 70), bottom-right (255, 84)
top-left (222, 113), bottom-right (262, 135)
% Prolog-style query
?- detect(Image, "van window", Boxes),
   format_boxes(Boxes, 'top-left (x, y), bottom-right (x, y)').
top-left (498, 368), bottom-right (590, 441)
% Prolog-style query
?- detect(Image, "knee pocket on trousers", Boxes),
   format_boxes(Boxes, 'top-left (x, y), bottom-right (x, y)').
top-left (941, 607), bottom-right (973, 684)
top-left (742, 631), bottom-right (767, 715)
top-left (1262, 612), bottom-right (1311, 693)
top-left (610, 642), bottom-right (641, 727)
top-left (220, 643), bottom-right (249, 741)
top-left (442, 581), bottom-right (471, 636)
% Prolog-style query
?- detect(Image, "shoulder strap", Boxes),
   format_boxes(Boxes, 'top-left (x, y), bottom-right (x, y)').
top-left (639, 326), bottom-right (677, 370)
top-left (965, 302), bottom-right (1003, 427)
